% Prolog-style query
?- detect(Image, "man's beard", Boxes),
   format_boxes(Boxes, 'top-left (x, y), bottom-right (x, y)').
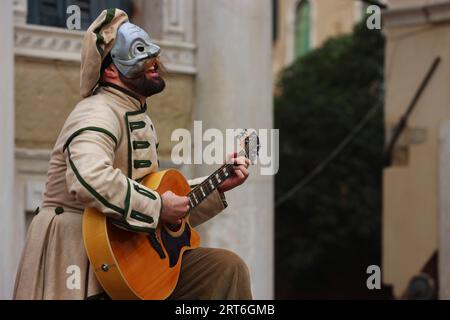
top-left (119, 72), bottom-right (166, 98)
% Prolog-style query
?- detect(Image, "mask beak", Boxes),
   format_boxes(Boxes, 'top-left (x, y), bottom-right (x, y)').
top-left (148, 43), bottom-right (161, 58)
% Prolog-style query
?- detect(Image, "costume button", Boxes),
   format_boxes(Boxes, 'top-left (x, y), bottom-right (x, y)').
top-left (55, 207), bottom-right (64, 215)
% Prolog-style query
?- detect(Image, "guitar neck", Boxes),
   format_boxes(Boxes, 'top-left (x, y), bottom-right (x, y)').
top-left (188, 163), bottom-right (235, 211)
top-left (187, 130), bottom-right (258, 211)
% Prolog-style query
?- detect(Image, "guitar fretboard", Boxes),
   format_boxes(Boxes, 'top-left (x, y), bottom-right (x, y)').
top-left (188, 163), bottom-right (235, 210)
top-left (187, 131), bottom-right (258, 211)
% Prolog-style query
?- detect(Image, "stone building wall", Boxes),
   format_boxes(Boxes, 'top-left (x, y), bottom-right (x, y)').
top-left (15, 57), bottom-right (194, 159)
top-left (383, 0), bottom-right (450, 298)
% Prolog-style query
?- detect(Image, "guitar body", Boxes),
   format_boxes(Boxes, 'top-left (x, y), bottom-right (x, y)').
top-left (82, 169), bottom-right (200, 300)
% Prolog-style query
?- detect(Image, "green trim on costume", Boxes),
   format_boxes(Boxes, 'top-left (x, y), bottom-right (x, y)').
top-left (99, 82), bottom-right (142, 104)
top-left (134, 183), bottom-right (157, 200)
top-left (123, 179), bottom-right (131, 216)
top-left (110, 218), bottom-right (155, 233)
top-left (66, 146), bottom-right (125, 215)
top-left (125, 115), bottom-right (132, 178)
top-left (130, 210), bottom-right (154, 224)
top-left (124, 105), bottom-right (148, 178)
top-left (136, 174), bottom-right (149, 184)
top-left (134, 160), bottom-right (152, 169)
top-left (159, 192), bottom-right (164, 217)
top-left (108, 80), bottom-right (149, 178)
top-left (94, 8), bottom-right (116, 57)
top-left (129, 121), bottom-right (146, 132)
top-left (63, 127), bottom-right (118, 152)
top-left (133, 141), bottom-right (150, 150)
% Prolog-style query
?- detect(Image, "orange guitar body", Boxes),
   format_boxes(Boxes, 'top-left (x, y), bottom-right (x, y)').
top-left (82, 169), bottom-right (200, 300)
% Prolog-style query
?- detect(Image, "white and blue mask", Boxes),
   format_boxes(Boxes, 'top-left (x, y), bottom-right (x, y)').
top-left (111, 22), bottom-right (161, 78)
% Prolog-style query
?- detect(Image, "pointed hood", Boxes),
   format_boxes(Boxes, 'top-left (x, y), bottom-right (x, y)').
top-left (80, 8), bottom-right (129, 98)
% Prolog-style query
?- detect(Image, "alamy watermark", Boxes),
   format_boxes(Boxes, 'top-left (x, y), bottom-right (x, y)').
top-left (66, 5), bottom-right (81, 30)
top-left (366, 265), bottom-right (381, 290)
top-left (366, 5), bottom-right (382, 30)
top-left (171, 122), bottom-right (279, 176)
top-left (66, 265), bottom-right (81, 290)
top-left (67, 4), bottom-right (382, 31)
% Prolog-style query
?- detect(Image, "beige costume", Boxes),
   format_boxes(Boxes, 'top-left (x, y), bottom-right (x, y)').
top-left (13, 8), bottom-right (252, 300)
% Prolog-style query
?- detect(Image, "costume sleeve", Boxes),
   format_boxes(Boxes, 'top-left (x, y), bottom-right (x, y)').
top-left (188, 177), bottom-right (228, 228)
top-left (64, 128), bottom-right (162, 233)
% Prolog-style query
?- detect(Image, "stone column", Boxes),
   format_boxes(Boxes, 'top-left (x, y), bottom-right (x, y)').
top-left (195, 0), bottom-right (274, 299)
top-left (0, 0), bottom-right (17, 299)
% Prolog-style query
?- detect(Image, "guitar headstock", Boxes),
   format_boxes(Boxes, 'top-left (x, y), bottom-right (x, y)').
top-left (237, 129), bottom-right (260, 164)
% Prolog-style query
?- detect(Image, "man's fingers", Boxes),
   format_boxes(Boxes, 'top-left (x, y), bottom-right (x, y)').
top-left (232, 157), bottom-right (250, 168)
top-left (161, 193), bottom-right (191, 225)
top-left (235, 169), bottom-right (245, 180)
top-left (238, 166), bottom-right (249, 177)
top-left (234, 164), bottom-right (249, 176)
top-left (242, 157), bottom-right (250, 168)
top-left (173, 208), bottom-right (188, 221)
top-left (232, 158), bottom-right (244, 166)
top-left (174, 196), bottom-right (189, 206)
top-left (181, 196), bottom-right (189, 206)
top-left (226, 152), bottom-right (238, 163)
top-left (176, 204), bottom-right (189, 213)
top-left (227, 153), bottom-right (251, 168)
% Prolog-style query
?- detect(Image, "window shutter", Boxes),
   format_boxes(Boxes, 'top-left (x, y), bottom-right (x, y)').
top-left (27, 0), bottom-right (65, 27)
top-left (90, 0), bottom-right (133, 25)
top-left (294, 0), bottom-right (311, 59)
top-left (73, 0), bottom-right (92, 30)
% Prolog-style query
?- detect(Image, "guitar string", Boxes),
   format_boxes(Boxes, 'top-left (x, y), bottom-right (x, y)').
top-left (189, 155), bottom-right (249, 206)
top-left (188, 135), bottom-right (259, 210)
top-left (189, 135), bottom-right (258, 202)
top-left (189, 135), bottom-right (258, 205)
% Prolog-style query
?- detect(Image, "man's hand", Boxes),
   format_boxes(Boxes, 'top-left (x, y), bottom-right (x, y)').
top-left (160, 191), bottom-right (189, 225)
top-left (217, 153), bottom-right (250, 193)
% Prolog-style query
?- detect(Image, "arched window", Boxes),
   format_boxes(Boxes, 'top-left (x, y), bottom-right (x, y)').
top-left (294, 0), bottom-right (311, 59)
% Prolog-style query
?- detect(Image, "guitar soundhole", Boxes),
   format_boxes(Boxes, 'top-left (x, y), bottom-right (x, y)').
top-left (160, 224), bottom-right (191, 268)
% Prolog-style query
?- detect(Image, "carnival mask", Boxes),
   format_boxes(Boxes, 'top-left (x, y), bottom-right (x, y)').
top-left (111, 22), bottom-right (161, 78)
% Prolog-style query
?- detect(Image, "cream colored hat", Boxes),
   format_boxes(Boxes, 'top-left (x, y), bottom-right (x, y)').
top-left (80, 8), bottom-right (129, 98)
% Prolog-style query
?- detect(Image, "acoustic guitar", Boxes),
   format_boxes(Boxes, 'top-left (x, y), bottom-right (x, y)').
top-left (82, 129), bottom-right (259, 299)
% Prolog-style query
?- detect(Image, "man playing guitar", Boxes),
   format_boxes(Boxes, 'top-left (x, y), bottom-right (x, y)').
top-left (14, 8), bottom-right (252, 300)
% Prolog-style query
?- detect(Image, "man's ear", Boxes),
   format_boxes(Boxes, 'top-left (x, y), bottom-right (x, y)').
top-left (103, 64), bottom-right (119, 80)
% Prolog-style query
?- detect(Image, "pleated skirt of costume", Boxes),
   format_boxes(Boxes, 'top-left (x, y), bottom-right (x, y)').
top-left (13, 207), bottom-right (102, 300)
